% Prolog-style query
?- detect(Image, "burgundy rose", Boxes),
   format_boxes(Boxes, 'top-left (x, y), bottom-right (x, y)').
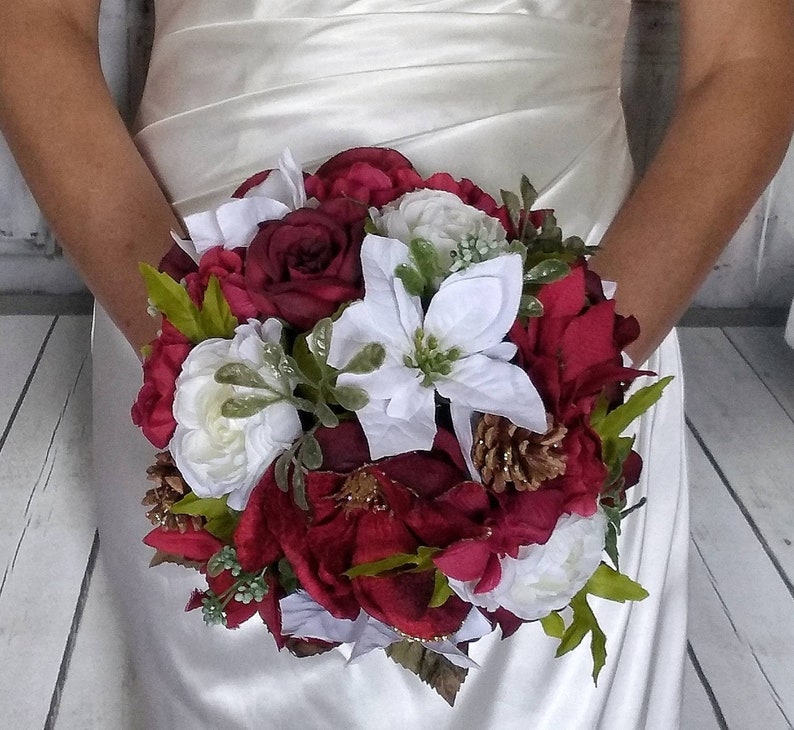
top-left (244, 199), bottom-right (365, 330)
top-left (184, 247), bottom-right (257, 322)
top-left (131, 320), bottom-right (192, 448)
top-left (305, 147), bottom-right (422, 206)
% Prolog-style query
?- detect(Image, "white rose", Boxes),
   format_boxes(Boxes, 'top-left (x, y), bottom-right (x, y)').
top-left (170, 319), bottom-right (302, 511)
top-left (370, 189), bottom-right (507, 273)
top-left (447, 510), bottom-right (608, 620)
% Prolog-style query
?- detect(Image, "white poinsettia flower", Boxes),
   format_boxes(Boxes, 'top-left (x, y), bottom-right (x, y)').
top-left (370, 189), bottom-right (509, 275)
top-left (183, 148), bottom-right (306, 257)
top-left (327, 236), bottom-right (547, 460)
top-left (279, 591), bottom-right (491, 669)
top-left (170, 319), bottom-right (302, 511)
top-left (446, 510), bottom-right (608, 621)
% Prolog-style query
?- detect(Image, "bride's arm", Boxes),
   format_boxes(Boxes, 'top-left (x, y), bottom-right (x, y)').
top-left (592, 0), bottom-right (794, 364)
top-left (0, 1), bottom-right (180, 351)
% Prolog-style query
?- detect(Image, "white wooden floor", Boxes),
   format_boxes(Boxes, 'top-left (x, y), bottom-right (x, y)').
top-left (1, 316), bottom-right (793, 729)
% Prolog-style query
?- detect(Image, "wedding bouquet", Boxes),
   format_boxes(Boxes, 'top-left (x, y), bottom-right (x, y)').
top-left (132, 147), bottom-right (670, 705)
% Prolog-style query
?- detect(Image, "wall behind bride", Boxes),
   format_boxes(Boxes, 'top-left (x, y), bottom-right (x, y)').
top-left (0, 0), bottom-right (793, 321)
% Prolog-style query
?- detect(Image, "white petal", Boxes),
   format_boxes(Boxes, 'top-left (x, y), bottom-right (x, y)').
top-left (246, 148), bottom-right (307, 210)
top-left (481, 341), bottom-right (517, 362)
top-left (437, 354), bottom-right (547, 433)
top-left (183, 210), bottom-right (224, 255)
top-left (280, 591), bottom-right (363, 643)
top-left (347, 619), bottom-right (401, 663)
top-left (422, 639), bottom-right (481, 669)
top-left (327, 300), bottom-right (407, 372)
top-left (424, 255), bottom-right (523, 354)
top-left (359, 235), bottom-right (422, 337)
top-left (356, 391), bottom-right (436, 459)
top-left (170, 231), bottom-right (201, 264)
top-left (336, 362), bottom-right (419, 402)
top-left (216, 197), bottom-right (291, 249)
top-left (450, 403), bottom-right (479, 481)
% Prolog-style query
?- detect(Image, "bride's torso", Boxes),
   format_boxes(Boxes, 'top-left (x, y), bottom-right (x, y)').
top-left (135, 0), bottom-right (633, 241)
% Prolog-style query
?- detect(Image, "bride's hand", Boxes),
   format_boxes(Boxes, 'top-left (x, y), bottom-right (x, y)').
top-left (591, 0), bottom-right (794, 365)
top-left (0, 1), bottom-right (181, 352)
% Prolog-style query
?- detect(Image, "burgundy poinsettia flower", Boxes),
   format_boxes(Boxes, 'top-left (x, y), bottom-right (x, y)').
top-left (244, 199), bottom-right (365, 330)
top-left (235, 421), bottom-right (489, 641)
top-left (131, 320), bottom-right (192, 448)
top-left (305, 147), bottom-right (422, 207)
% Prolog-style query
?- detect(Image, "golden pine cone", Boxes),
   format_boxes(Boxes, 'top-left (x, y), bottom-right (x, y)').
top-left (472, 413), bottom-right (567, 493)
top-left (142, 451), bottom-right (203, 533)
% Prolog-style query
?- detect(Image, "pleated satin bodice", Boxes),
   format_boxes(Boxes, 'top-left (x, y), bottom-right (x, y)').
top-left (135, 0), bottom-right (634, 243)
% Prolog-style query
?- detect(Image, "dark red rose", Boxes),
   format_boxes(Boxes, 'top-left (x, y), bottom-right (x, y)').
top-left (236, 422), bottom-right (487, 640)
top-left (244, 199), bottom-right (365, 330)
top-left (184, 247), bottom-right (257, 322)
top-left (305, 147), bottom-right (422, 206)
top-left (159, 242), bottom-right (198, 281)
top-left (132, 320), bottom-right (192, 448)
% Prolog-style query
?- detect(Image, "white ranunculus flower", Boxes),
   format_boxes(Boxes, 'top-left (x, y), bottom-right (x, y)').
top-left (370, 189), bottom-right (508, 273)
top-left (447, 510), bottom-right (608, 621)
top-left (170, 319), bottom-right (302, 511)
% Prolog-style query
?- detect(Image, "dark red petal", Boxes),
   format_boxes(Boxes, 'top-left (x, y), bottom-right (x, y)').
top-left (143, 525), bottom-right (223, 563)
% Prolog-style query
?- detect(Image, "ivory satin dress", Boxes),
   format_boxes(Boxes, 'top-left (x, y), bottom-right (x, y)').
top-left (92, 1), bottom-right (689, 727)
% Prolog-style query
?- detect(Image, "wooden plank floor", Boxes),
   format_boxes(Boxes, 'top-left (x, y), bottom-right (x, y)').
top-left (1, 316), bottom-right (793, 729)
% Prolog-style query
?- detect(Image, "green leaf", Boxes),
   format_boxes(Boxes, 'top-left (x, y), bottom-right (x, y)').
top-left (333, 385), bottom-right (369, 411)
top-left (291, 466), bottom-right (308, 511)
top-left (221, 395), bottom-right (277, 418)
top-left (139, 262), bottom-right (203, 342)
top-left (386, 641), bottom-right (468, 707)
top-left (524, 258), bottom-right (570, 285)
top-left (299, 434), bottom-right (323, 470)
top-left (292, 333), bottom-right (324, 386)
top-left (278, 558), bottom-right (299, 594)
top-left (500, 189), bottom-right (523, 230)
top-left (540, 611), bottom-right (565, 639)
top-left (395, 263), bottom-right (426, 297)
top-left (274, 452), bottom-right (292, 492)
top-left (589, 392), bottom-right (610, 430)
top-left (595, 376), bottom-right (674, 440)
top-left (343, 343), bottom-right (386, 375)
top-left (308, 318), bottom-right (333, 365)
top-left (215, 362), bottom-right (268, 389)
top-left (198, 275), bottom-right (238, 338)
top-left (140, 343), bottom-right (153, 360)
top-left (408, 238), bottom-right (442, 282)
top-left (601, 434), bottom-right (634, 483)
top-left (429, 571), bottom-right (454, 608)
top-left (520, 175), bottom-right (539, 211)
top-left (604, 522), bottom-right (619, 570)
top-left (314, 401), bottom-right (340, 428)
top-left (519, 294), bottom-right (544, 318)
top-left (556, 589), bottom-right (607, 684)
top-left (585, 562), bottom-right (649, 603)
top-left (345, 547), bottom-right (440, 578)
top-left (170, 493), bottom-right (239, 541)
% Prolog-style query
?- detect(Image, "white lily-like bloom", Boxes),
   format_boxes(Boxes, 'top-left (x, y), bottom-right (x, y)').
top-left (327, 236), bottom-right (547, 460)
top-left (181, 148), bottom-right (307, 258)
top-left (446, 510), bottom-right (608, 620)
top-left (170, 319), bottom-right (302, 511)
top-left (279, 590), bottom-right (492, 668)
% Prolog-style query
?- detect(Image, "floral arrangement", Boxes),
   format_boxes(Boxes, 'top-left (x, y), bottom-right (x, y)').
top-left (133, 147), bottom-right (670, 705)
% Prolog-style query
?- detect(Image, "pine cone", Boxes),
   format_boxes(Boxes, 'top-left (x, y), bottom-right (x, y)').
top-left (472, 414), bottom-right (567, 493)
top-left (142, 451), bottom-right (203, 533)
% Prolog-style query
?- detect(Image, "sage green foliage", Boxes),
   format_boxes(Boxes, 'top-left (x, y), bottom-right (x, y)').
top-left (201, 545), bottom-right (270, 626)
top-left (395, 238), bottom-right (445, 298)
top-left (403, 328), bottom-right (462, 386)
top-left (139, 263), bottom-right (237, 342)
top-left (170, 493), bottom-right (239, 542)
top-left (545, 562), bottom-right (649, 683)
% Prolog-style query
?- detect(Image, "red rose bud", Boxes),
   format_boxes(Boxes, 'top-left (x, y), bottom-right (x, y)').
top-left (131, 321), bottom-right (192, 448)
top-left (305, 147), bottom-right (422, 206)
top-left (143, 523), bottom-right (223, 563)
top-left (184, 247), bottom-right (257, 322)
top-left (244, 201), bottom-right (365, 330)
